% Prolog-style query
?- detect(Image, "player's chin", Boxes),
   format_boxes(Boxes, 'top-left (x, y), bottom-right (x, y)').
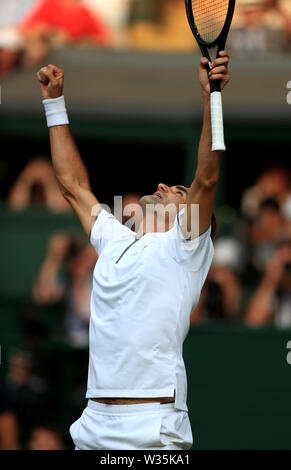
top-left (139, 194), bottom-right (158, 206)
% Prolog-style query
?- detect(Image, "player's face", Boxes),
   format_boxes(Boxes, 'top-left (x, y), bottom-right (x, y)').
top-left (139, 183), bottom-right (189, 212)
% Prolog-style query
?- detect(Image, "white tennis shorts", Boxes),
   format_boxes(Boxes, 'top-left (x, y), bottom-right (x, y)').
top-left (70, 400), bottom-right (193, 450)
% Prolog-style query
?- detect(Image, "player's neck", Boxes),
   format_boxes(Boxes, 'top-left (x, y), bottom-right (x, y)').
top-left (136, 214), bottom-right (174, 238)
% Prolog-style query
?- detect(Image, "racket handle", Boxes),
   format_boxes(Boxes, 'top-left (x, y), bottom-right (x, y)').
top-left (210, 91), bottom-right (226, 152)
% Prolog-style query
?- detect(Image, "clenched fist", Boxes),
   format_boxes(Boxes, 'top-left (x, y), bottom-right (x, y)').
top-left (37, 64), bottom-right (64, 100)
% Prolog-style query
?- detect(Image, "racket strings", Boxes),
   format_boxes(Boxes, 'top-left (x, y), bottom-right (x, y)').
top-left (192, 0), bottom-right (229, 43)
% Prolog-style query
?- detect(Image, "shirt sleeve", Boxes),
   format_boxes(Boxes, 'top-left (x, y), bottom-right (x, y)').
top-left (166, 209), bottom-right (214, 275)
top-left (90, 209), bottom-right (134, 256)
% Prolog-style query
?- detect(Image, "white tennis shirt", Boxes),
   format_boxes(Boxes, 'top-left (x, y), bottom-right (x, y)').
top-left (86, 208), bottom-right (214, 412)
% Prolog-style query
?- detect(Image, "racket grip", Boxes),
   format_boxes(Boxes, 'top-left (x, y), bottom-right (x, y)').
top-left (210, 91), bottom-right (226, 152)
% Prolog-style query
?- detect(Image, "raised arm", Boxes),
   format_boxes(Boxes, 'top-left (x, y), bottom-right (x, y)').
top-left (182, 52), bottom-right (230, 237)
top-left (37, 64), bottom-right (101, 236)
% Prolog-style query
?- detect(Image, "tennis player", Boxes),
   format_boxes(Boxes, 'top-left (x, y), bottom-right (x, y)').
top-left (37, 51), bottom-right (230, 450)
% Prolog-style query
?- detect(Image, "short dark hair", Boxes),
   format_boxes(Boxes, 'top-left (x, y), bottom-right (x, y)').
top-left (210, 213), bottom-right (217, 240)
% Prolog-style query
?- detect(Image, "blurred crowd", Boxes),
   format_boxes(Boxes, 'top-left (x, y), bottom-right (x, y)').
top-left (1, 0), bottom-right (291, 77)
top-left (191, 165), bottom-right (291, 327)
top-left (0, 156), bottom-right (290, 449)
top-left (0, 350), bottom-right (63, 450)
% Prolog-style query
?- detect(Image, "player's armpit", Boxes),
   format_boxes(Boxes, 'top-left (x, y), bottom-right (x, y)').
top-left (180, 178), bottom-right (218, 239)
top-left (60, 182), bottom-right (102, 237)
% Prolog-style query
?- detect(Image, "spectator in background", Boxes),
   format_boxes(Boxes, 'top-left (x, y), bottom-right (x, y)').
top-left (249, 198), bottom-right (284, 273)
top-left (5, 349), bottom-right (51, 449)
top-left (282, 195), bottom-right (291, 239)
top-left (0, 380), bottom-right (19, 450)
top-left (238, 195), bottom-right (286, 292)
top-left (230, 0), bottom-right (291, 54)
top-left (191, 237), bottom-right (243, 323)
top-left (0, 0), bottom-right (112, 76)
top-left (241, 165), bottom-right (290, 221)
top-left (255, 165), bottom-right (290, 203)
top-left (18, 302), bottom-right (49, 352)
top-left (241, 164), bottom-right (291, 328)
top-left (245, 240), bottom-right (291, 327)
top-left (0, 0), bottom-right (37, 76)
top-left (8, 156), bottom-right (71, 212)
top-left (280, 0), bottom-right (291, 44)
top-left (83, 0), bottom-right (134, 46)
top-left (129, 0), bottom-right (195, 52)
top-left (33, 232), bottom-right (97, 347)
top-left (20, 0), bottom-right (112, 67)
top-left (28, 425), bottom-right (64, 450)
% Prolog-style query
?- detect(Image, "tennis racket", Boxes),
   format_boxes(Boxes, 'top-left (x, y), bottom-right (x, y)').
top-left (185, 0), bottom-right (236, 151)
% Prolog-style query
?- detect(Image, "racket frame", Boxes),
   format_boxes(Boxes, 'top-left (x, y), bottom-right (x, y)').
top-left (185, 0), bottom-right (236, 151)
top-left (185, 0), bottom-right (236, 51)
top-left (185, 0), bottom-right (236, 91)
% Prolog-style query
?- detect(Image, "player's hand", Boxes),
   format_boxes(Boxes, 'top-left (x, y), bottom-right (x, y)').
top-left (199, 50), bottom-right (230, 95)
top-left (36, 64), bottom-right (64, 100)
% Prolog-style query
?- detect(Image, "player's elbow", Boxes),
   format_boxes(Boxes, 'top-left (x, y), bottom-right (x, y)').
top-left (57, 175), bottom-right (80, 200)
top-left (194, 175), bottom-right (219, 190)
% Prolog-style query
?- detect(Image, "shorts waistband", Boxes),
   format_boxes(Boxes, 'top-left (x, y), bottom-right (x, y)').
top-left (87, 399), bottom-right (175, 415)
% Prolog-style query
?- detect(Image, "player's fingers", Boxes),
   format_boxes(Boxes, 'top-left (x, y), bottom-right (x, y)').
top-left (200, 57), bottom-right (210, 67)
top-left (38, 66), bottom-right (52, 78)
top-left (39, 66), bottom-right (58, 85)
top-left (218, 73), bottom-right (230, 81)
top-left (37, 68), bottom-right (51, 84)
top-left (218, 50), bottom-right (230, 58)
top-left (209, 73), bottom-right (230, 81)
top-left (209, 65), bottom-right (227, 76)
top-left (47, 64), bottom-right (64, 80)
top-left (212, 57), bottom-right (229, 67)
top-left (37, 70), bottom-right (49, 85)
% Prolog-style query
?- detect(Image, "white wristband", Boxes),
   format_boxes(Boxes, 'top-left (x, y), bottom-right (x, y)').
top-left (42, 95), bottom-right (69, 127)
